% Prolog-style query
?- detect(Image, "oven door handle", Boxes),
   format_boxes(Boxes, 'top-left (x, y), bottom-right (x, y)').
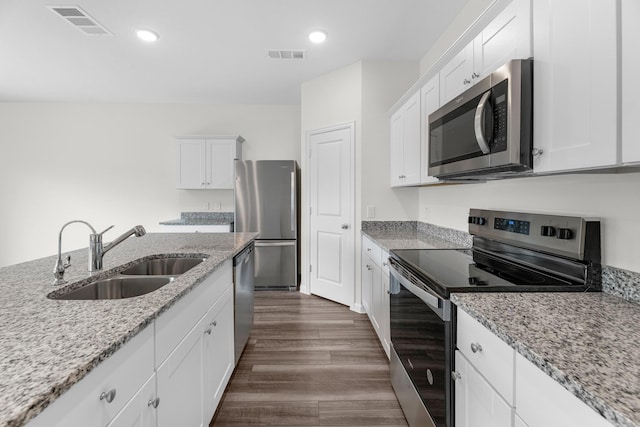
top-left (474, 90), bottom-right (492, 154)
top-left (389, 264), bottom-right (450, 321)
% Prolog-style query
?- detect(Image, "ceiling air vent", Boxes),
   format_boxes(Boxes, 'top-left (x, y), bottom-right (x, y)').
top-left (267, 50), bottom-right (306, 60)
top-left (48, 5), bottom-right (111, 35)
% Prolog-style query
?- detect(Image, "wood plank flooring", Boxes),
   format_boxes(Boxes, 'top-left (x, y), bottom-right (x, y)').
top-left (210, 291), bottom-right (408, 427)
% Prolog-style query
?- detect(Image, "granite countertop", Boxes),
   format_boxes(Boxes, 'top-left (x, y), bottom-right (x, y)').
top-left (361, 226), bottom-right (471, 251)
top-left (159, 211), bottom-right (234, 226)
top-left (0, 232), bottom-right (256, 427)
top-left (452, 292), bottom-right (639, 427)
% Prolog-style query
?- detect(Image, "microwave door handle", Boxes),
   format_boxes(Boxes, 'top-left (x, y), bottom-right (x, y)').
top-left (474, 91), bottom-right (492, 154)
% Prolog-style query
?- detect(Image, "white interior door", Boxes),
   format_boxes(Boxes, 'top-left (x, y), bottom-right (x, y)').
top-left (308, 125), bottom-right (354, 307)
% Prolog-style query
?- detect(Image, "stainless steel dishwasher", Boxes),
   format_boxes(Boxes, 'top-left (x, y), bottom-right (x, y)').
top-left (232, 242), bottom-right (254, 365)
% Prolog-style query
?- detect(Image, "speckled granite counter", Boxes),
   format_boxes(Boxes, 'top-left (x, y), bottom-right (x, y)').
top-left (452, 292), bottom-right (639, 427)
top-left (159, 211), bottom-right (233, 226)
top-left (361, 221), bottom-right (472, 250)
top-left (0, 232), bottom-right (256, 427)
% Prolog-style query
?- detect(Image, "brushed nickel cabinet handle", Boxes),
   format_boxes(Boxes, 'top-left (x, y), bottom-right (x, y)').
top-left (100, 389), bottom-right (116, 403)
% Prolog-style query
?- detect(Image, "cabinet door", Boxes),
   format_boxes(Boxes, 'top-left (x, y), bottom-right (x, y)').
top-left (515, 353), bottom-right (613, 427)
top-left (369, 262), bottom-right (383, 339)
top-left (454, 351), bottom-right (513, 427)
top-left (622, 0), bottom-right (640, 164)
top-left (157, 319), bottom-right (205, 427)
top-left (361, 252), bottom-right (373, 314)
top-left (473, 0), bottom-right (532, 80)
top-left (206, 140), bottom-right (236, 189)
top-left (402, 92), bottom-right (421, 186)
top-left (381, 272), bottom-right (390, 359)
top-left (390, 110), bottom-right (405, 187)
top-left (440, 42), bottom-right (474, 105)
top-left (176, 139), bottom-right (206, 189)
top-left (420, 75), bottom-right (441, 184)
top-left (107, 375), bottom-right (157, 427)
top-left (532, 0), bottom-right (618, 172)
top-left (203, 287), bottom-right (235, 423)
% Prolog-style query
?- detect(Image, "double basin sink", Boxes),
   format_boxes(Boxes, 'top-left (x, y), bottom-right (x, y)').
top-left (49, 256), bottom-right (206, 300)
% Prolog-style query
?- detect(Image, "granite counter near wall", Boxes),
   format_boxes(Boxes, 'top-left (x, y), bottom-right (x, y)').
top-left (159, 211), bottom-right (234, 226)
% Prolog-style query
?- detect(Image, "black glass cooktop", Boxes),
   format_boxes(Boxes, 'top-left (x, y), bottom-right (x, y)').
top-left (390, 248), bottom-right (588, 298)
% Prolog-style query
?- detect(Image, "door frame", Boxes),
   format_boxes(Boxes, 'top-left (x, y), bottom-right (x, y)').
top-left (301, 122), bottom-right (356, 309)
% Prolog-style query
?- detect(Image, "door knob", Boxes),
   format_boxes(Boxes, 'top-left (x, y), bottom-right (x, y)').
top-left (341, 224), bottom-right (349, 230)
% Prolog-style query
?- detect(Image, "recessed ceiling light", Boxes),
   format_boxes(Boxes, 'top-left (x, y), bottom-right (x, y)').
top-left (136, 29), bottom-right (159, 42)
top-left (308, 30), bottom-right (327, 44)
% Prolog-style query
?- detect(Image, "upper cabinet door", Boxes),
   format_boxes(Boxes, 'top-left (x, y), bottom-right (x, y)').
top-left (473, 0), bottom-right (532, 80)
top-left (402, 92), bottom-right (421, 185)
top-left (420, 75), bottom-right (440, 184)
top-left (440, 42), bottom-right (475, 105)
top-left (622, 0), bottom-right (640, 164)
top-left (532, 0), bottom-right (618, 173)
top-left (207, 140), bottom-right (237, 189)
top-left (389, 110), bottom-right (405, 187)
top-left (176, 139), bottom-right (207, 189)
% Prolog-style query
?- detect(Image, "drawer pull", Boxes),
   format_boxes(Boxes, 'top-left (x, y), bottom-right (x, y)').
top-left (99, 389), bottom-right (116, 403)
top-left (211, 320), bottom-right (217, 327)
top-left (470, 342), bottom-right (483, 353)
top-left (205, 328), bottom-right (212, 335)
top-left (148, 397), bottom-right (160, 408)
top-left (452, 371), bottom-right (462, 381)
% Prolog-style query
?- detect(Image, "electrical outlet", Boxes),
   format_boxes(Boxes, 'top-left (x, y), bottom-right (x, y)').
top-left (366, 205), bottom-right (376, 219)
top-left (205, 202), bottom-right (210, 211)
top-left (424, 207), bottom-right (429, 220)
top-left (214, 201), bottom-right (222, 211)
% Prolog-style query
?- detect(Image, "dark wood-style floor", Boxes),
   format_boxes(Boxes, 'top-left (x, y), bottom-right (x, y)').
top-left (210, 291), bottom-right (408, 426)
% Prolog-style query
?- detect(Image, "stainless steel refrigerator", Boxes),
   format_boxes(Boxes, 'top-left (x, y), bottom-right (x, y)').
top-left (234, 160), bottom-right (300, 290)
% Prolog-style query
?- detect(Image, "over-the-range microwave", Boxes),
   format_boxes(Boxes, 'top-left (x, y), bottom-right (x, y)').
top-left (428, 59), bottom-right (533, 180)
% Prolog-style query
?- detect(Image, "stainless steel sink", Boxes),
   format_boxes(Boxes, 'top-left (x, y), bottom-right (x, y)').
top-left (50, 276), bottom-right (173, 300)
top-left (120, 257), bottom-right (205, 276)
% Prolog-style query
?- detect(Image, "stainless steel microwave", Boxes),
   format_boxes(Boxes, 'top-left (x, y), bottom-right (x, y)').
top-left (428, 59), bottom-right (533, 179)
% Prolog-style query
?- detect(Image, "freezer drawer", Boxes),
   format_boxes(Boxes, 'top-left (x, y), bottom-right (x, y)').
top-left (254, 240), bottom-right (297, 290)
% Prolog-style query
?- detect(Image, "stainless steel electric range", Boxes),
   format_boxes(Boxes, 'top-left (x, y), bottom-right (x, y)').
top-left (388, 209), bottom-right (601, 427)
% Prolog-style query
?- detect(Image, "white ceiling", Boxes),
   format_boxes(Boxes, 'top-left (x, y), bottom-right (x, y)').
top-left (0, 0), bottom-right (468, 104)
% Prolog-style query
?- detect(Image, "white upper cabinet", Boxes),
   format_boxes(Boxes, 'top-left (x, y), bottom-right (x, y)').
top-left (420, 74), bottom-right (441, 184)
top-left (176, 136), bottom-right (243, 189)
top-left (440, 42), bottom-right (475, 105)
top-left (440, 0), bottom-right (532, 105)
top-left (390, 92), bottom-right (421, 187)
top-left (622, 0), bottom-right (640, 164)
top-left (473, 0), bottom-right (532, 81)
top-left (532, 0), bottom-right (618, 173)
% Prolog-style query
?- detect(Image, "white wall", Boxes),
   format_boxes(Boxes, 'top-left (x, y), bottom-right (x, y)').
top-left (0, 103), bottom-right (300, 267)
top-left (415, 0), bottom-right (640, 273)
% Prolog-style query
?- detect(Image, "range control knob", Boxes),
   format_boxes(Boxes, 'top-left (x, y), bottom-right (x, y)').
top-left (468, 216), bottom-right (487, 225)
top-left (557, 228), bottom-right (573, 240)
top-left (540, 225), bottom-right (556, 237)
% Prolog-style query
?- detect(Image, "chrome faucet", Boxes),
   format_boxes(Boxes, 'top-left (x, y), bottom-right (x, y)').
top-left (53, 221), bottom-right (146, 285)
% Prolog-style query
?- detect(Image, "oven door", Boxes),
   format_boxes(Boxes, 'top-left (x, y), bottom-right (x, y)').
top-left (389, 265), bottom-right (454, 427)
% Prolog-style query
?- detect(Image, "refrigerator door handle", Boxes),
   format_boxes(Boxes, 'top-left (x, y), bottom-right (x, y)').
top-left (290, 171), bottom-right (295, 233)
top-left (254, 241), bottom-right (296, 247)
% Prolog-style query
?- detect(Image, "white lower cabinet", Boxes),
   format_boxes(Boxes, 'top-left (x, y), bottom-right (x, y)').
top-left (26, 326), bottom-right (155, 427)
top-left (455, 305), bottom-right (614, 427)
top-left (27, 260), bottom-right (236, 427)
top-left (107, 375), bottom-right (158, 427)
top-left (514, 353), bottom-right (613, 427)
top-left (202, 287), bottom-right (235, 423)
top-left (454, 351), bottom-right (513, 427)
top-left (361, 235), bottom-right (390, 358)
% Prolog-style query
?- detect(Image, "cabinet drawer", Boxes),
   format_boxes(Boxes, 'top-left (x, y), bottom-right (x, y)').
top-left (27, 325), bottom-right (154, 427)
top-left (515, 353), bottom-right (613, 427)
top-left (362, 236), bottom-right (382, 267)
top-left (456, 308), bottom-right (515, 405)
top-left (156, 260), bottom-right (232, 365)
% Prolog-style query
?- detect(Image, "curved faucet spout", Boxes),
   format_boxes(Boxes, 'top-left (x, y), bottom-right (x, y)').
top-left (91, 225), bottom-right (147, 271)
top-left (53, 220), bottom-right (97, 286)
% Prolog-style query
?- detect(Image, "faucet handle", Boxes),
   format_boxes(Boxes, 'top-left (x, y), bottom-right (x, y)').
top-left (97, 225), bottom-right (115, 236)
top-left (63, 255), bottom-right (71, 269)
